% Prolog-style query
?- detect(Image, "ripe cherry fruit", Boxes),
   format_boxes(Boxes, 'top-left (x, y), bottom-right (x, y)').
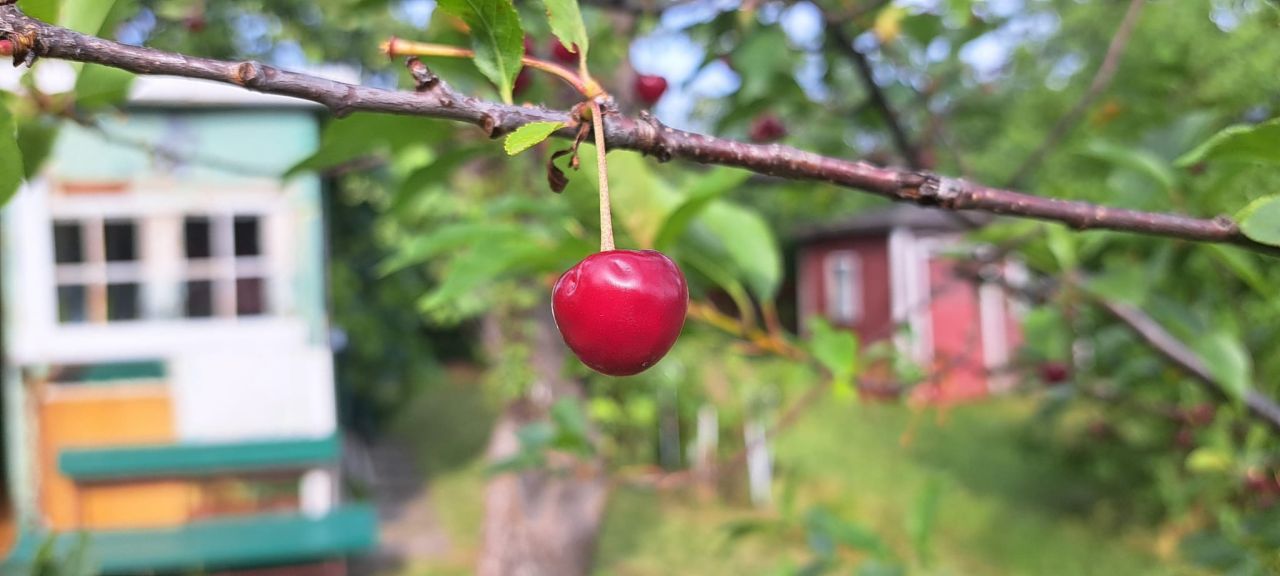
top-left (633, 74), bottom-right (668, 107)
top-left (551, 41), bottom-right (578, 66)
top-left (0, 39), bottom-right (12, 57)
top-left (552, 250), bottom-right (688, 376)
top-left (749, 113), bottom-right (787, 143)
top-left (1039, 361), bottom-right (1069, 385)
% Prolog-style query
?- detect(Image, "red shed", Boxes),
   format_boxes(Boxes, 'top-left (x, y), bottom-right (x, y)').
top-left (794, 206), bottom-right (1024, 403)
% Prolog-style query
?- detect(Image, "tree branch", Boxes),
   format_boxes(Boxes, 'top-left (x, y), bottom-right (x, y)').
top-left (1006, 0), bottom-right (1146, 187)
top-left (1097, 299), bottom-right (1280, 434)
top-left (825, 22), bottom-right (921, 169)
top-left (1, 4), bottom-right (1275, 255)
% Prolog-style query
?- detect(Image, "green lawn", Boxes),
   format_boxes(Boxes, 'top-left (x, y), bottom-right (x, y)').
top-left (392, 379), bottom-right (1199, 575)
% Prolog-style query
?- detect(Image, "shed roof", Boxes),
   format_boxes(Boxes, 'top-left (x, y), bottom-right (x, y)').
top-left (793, 204), bottom-right (992, 243)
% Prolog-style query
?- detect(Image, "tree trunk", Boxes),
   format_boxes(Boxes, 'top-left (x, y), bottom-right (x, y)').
top-left (477, 307), bottom-right (609, 576)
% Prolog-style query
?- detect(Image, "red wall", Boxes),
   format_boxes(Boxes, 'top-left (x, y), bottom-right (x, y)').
top-left (797, 236), bottom-right (892, 343)
top-left (925, 257), bottom-right (988, 401)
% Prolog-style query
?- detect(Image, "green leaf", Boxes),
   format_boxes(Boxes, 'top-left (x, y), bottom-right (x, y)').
top-left (1080, 140), bottom-right (1176, 194)
top-left (437, 0), bottom-right (525, 104)
top-left (807, 317), bottom-right (859, 397)
top-left (379, 222), bottom-right (530, 276)
top-left (17, 117), bottom-right (58, 179)
top-left (1194, 332), bottom-right (1252, 403)
top-left (1185, 447), bottom-right (1233, 474)
top-left (1176, 118), bottom-right (1280, 167)
top-left (503, 121), bottom-right (564, 155)
top-left (694, 201), bottom-right (782, 300)
top-left (540, 0), bottom-right (590, 62)
top-left (21, 0), bottom-right (60, 23)
top-left (1235, 195), bottom-right (1280, 248)
top-left (653, 168), bottom-right (752, 251)
top-left (1045, 225), bottom-right (1077, 272)
top-left (908, 479), bottom-right (941, 567)
top-left (74, 64), bottom-right (135, 110)
top-left (60, 0), bottom-right (119, 33)
top-left (1206, 245), bottom-right (1270, 298)
top-left (0, 103), bottom-right (25, 206)
top-left (287, 113), bottom-right (445, 177)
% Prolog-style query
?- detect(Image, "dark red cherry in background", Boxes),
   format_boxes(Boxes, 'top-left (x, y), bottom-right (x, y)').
top-left (749, 113), bottom-right (787, 143)
top-left (552, 250), bottom-right (688, 376)
top-left (1039, 361), bottom-right (1069, 385)
top-left (513, 37), bottom-right (536, 96)
top-left (633, 74), bottom-right (668, 107)
top-left (551, 41), bottom-right (578, 66)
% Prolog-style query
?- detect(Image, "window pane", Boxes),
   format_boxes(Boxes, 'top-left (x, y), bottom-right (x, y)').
top-left (104, 220), bottom-right (138, 262)
top-left (57, 285), bottom-right (88, 324)
top-left (234, 216), bottom-right (261, 257)
top-left (185, 217), bottom-right (212, 259)
top-left (236, 277), bottom-right (266, 316)
top-left (54, 222), bottom-right (83, 264)
top-left (106, 283), bottom-right (141, 321)
top-left (184, 280), bottom-right (214, 318)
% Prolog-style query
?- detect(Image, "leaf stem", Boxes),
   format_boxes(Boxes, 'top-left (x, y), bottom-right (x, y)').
top-left (590, 99), bottom-right (614, 252)
top-left (383, 38), bottom-right (603, 98)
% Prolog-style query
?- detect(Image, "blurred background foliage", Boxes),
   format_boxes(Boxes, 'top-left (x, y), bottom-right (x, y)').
top-left (5, 0), bottom-right (1280, 573)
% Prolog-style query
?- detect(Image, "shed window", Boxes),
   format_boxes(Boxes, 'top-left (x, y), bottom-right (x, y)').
top-left (824, 250), bottom-right (862, 325)
top-left (52, 219), bottom-right (144, 324)
top-left (181, 214), bottom-right (269, 318)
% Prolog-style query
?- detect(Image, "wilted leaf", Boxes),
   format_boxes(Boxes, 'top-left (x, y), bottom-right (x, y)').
top-left (504, 121), bottom-right (565, 155)
top-left (437, 0), bottom-right (525, 103)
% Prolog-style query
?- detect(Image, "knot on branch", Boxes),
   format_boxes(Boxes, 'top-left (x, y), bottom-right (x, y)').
top-left (911, 174), bottom-right (964, 207)
top-left (634, 110), bottom-right (672, 163)
top-left (406, 57), bottom-right (439, 92)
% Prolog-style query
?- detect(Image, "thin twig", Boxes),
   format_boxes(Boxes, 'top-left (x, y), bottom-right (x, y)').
top-left (1006, 0), bottom-right (1146, 187)
top-left (1, 4), bottom-right (1274, 255)
top-left (825, 22), bottom-right (921, 169)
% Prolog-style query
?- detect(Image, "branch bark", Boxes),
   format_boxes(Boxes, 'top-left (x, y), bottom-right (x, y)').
top-left (1098, 299), bottom-right (1280, 434)
top-left (1, 3), bottom-right (1275, 256)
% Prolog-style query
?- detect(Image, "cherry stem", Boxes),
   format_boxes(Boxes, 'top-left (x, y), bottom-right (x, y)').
top-left (382, 38), bottom-right (604, 98)
top-left (590, 99), bottom-right (615, 252)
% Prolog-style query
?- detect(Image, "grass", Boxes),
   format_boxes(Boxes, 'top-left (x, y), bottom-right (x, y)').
top-left (392, 377), bottom-right (1201, 575)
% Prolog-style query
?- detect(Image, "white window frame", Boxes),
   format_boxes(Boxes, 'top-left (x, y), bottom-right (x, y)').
top-left (53, 217), bottom-right (146, 324)
top-left (823, 250), bottom-right (862, 325)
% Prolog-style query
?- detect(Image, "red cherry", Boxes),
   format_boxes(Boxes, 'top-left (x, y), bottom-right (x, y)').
top-left (749, 114), bottom-right (787, 143)
top-left (633, 74), bottom-right (668, 107)
top-left (523, 36), bottom-right (536, 55)
top-left (551, 41), bottom-right (577, 66)
top-left (1039, 361), bottom-right (1069, 385)
top-left (0, 40), bottom-right (12, 57)
top-left (184, 15), bottom-right (207, 33)
top-left (513, 68), bottom-right (532, 96)
top-left (552, 250), bottom-right (688, 376)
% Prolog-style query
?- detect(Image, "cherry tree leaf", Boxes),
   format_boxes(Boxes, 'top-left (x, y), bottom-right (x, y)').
top-left (1235, 195), bottom-right (1280, 248)
top-left (1194, 332), bottom-right (1252, 403)
top-left (504, 121), bottom-right (564, 155)
top-left (0, 102), bottom-right (24, 206)
top-left (1176, 117), bottom-right (1280, 167)
top-left (437, 0), bottom-right (524, 104)
top-left (541, 0), bottom-right (590, 62)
